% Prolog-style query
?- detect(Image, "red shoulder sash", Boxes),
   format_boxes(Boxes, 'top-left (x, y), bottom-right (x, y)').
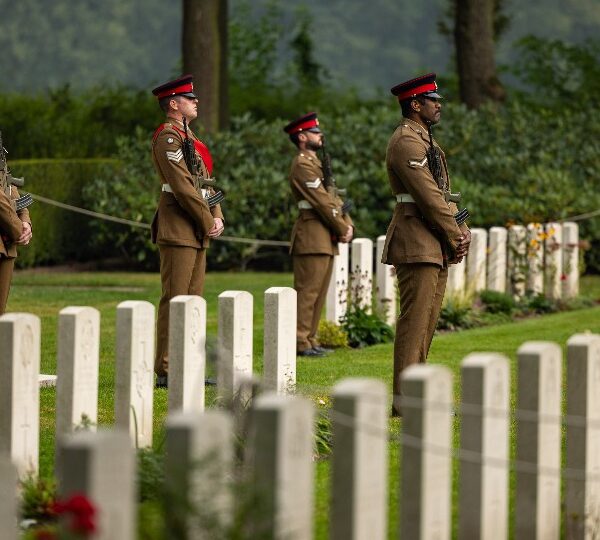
top-left (152, 123), bottom-right (214, 175)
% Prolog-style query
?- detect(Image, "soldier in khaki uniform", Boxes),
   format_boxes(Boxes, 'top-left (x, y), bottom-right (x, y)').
top-left (151, 75), bottom-right (225, 386)
top-left (284, 113), bottom-right (354, 357)
top-left (381, 74), bottom-right (471, 415)
top-left (0, 134), bottom-right (32, 315)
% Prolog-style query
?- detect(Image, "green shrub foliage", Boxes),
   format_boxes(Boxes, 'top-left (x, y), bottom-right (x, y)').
top-left (10, 158), bottom-right (118, 268)
top-left (1, 37), bottom-right (597, 271)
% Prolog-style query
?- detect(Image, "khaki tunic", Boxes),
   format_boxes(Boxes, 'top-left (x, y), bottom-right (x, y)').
top-left (152, 117), bottom-right (224, 375)
top-left (383, 118), bottom-right (469, 414)
top-left (0, 186), bottom-right (31, 314)
top-left (289, 151), bottom-right (353, 351)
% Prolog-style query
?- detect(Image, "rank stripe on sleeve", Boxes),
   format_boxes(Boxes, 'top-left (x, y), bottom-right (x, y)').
top-left (305, 178), bottom-right (322, 189)
top-left (408, 157), bottom-right (428, 168)
top-left (166, 149), bottom-right (184, 163)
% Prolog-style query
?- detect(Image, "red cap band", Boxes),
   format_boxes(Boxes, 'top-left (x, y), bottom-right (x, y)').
top-left (287, 118), bottom-right (319, 134)
top-left (155, 82), bottom-right (194, 99)
top-left (395, 82), bottom-right (437, 101)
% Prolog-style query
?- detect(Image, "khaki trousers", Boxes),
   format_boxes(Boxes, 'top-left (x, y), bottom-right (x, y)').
top-left (392, 263), bottom-right (448, 414)
top-left (0, 256), bottom-right (15, 315)
top-left (155, 245), bottom-right (206, 376)
top-left (293, 254), bottom-right (333, 352)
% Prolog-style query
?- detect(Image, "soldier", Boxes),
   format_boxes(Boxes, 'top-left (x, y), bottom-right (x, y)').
top-left (284, 112), bottom-right (354, 357)
top-left (381, 74), bottom-right (471, 415)
top-left (151, 75), bottom-right (225, 387)
top-left (0, 132), bottom-right (32, 314)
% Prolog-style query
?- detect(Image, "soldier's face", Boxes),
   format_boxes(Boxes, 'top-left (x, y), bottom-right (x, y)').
top-left (174, 96), bottom-right (198, 121)
top-left (419, 97), bottom-right (442, 125)
top-left (304, 131), bottom-right (323, 151)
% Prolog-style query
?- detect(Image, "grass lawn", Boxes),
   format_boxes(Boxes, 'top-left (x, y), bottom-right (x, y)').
top-left (10, 270), bottom-right (600, 538)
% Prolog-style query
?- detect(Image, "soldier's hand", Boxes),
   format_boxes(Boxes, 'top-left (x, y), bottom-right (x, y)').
top-left (207, 217), bottom-right (224, 238)
top-left (15, 221), bottom-right (32, 245)
top-left (340, 226), bottom-right (354, 243)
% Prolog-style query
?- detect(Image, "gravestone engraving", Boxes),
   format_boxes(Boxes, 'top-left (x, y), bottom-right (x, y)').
top-left (508, 225), bottom-right (527, 298)
top-left (169, 295), bottom-right (206, 414)
top-left (0, 313), bottom-right (41, 477)
top-left (326, 242), bottom-right (349, 323)
top-left (217, 291), bottom-right (253, 402)
top-left (544, 222), bottom-right (563, 300)
top-left (466, 228), bottom-right (487, 292)
top-left (264, 287), bottom-right (296, 394)
top-left (487, 227), bottom-right (507, 292)
top-left (526, 223), bottom-right (544, 294)
top-left (56, 307), bottom-right (100, 437)
top-left (562, 222), bottom-right (579, 299)
top-left (115, 301), bottom-right (155, 448)
top-left (351, 238), bottom-right (373, 311)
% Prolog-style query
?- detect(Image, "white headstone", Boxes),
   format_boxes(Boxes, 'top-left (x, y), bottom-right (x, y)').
top-left (56, 307), bottom-right (100, 437)
top-left (166, 410), bottom-right (234, 538)
top-left (168, 295), bottom-right (206, 414)
top-left (544, 222), bottom-right (563, 300)
top-left (515, 341), bottom-right (562, 540)
top-left (326, 242), bottom-right (349, 323)
top-left (263, 287), bottom-right (296, 394)
top-left (562, 222), bottom-right (579, 299)
top-left (526, 223), bottom-right (544, 295)
top-left (57, 429), bottom-right (136, 540)
top-left (217, 291), bottom-right (253, 401)
top-left (447, 258), bottom-right (466, 296)
top-left (376, 235), bottom-right (396, 325)
top-left (459, 353), bottom-right (510, 540)
top-left (350, 238), bottom-right (373, 311)
top-left (331, 378), bottom-right (388, 540)
top-left (508, 225), bottom-right (527, 298)
top-left (466, 228), bottom-right (487, 292)
top-left (39, 374), bottom-right (57, 388)
top-left (0, 457), bottom-right (18, 539)
top-left (487, 227), bottom-right (507, 293)
top-left (401, 364), bottom-right (453, 540)
top-left (565, 333), bottom-right (600, 538)
top-left (0, 313), bottom-right (41, 477)
top-left (246, 393), bottom-right (314, 540)
top-left (115, 301), bottom-right (155, 448)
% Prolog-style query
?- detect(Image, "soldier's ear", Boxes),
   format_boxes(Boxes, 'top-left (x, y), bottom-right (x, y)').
top-left (411, 99), bottom-right (420, 112)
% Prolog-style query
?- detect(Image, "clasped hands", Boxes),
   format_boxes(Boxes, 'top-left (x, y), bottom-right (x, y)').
top-left (453, 229), bottom-right (471, 263)
top-left (339, 225), bottom-right (354, 244)
top-left (15, 221), bottom-right (32, 245)
top-left (207, 217), bottom-right (224, 238)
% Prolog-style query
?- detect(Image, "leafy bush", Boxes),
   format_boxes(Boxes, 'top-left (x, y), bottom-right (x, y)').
top-left (10, 158), bottom-right (118, 268)
top-left (340, 305), bottom-right (393, 348)
top-left (437, 299), bottom-right (476, 331)
top-left (479, 290), bottom-right (516, 315)
top-left (317, 320), bottom-right (349, 349)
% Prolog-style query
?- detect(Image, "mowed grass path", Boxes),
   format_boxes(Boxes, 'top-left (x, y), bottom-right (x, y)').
top-left (10, 270), bottom-right (600, 538)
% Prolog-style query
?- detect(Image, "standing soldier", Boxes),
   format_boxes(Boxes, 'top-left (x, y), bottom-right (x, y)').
top-left (0, 132), bottom-right (32, 315)
top-left (151, 75), bottom-right (225, 387)
top-left (381, 74), bottom-right (471, 415)
top-left (284, 113), bottom-right (354, 357)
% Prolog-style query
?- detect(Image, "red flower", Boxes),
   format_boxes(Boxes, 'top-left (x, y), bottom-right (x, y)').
top-left (560, 274), bottom-right (567, 281)
top-left (53, 493), bottom-right (97, 536)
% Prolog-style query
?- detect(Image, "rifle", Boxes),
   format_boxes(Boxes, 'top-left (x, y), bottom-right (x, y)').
top-left (181, 119), bottom-right (224, 208)
top-left (320, 136), bottom-right (353, 215)
top-left (0, 130), bottom-right (33, 211)
top-left (426, 124), bottom-right (469, 226)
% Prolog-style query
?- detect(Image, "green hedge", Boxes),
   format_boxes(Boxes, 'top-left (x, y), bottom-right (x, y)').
top-left (9, 159), bottom-right (118, 268)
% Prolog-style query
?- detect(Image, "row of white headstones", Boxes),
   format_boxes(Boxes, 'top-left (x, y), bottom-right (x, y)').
top-left (333, 221), bottom-right (580, 326)
top-left (0, 288), bottom-right (298, 479)
top-left (2, 320), bottom-right (600, 539)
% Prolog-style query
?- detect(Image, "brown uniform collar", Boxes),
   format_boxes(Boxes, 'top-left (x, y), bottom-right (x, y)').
top-left (297, 150), bottom-right (322, 166)
top-left (401, 117), bottom-right (438, 146)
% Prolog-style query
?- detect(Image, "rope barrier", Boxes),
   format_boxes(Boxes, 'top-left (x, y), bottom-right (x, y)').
top-left (29, 193), bottom-right (291, 247)
top-left (27, 192), bottom-right (599, 248)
